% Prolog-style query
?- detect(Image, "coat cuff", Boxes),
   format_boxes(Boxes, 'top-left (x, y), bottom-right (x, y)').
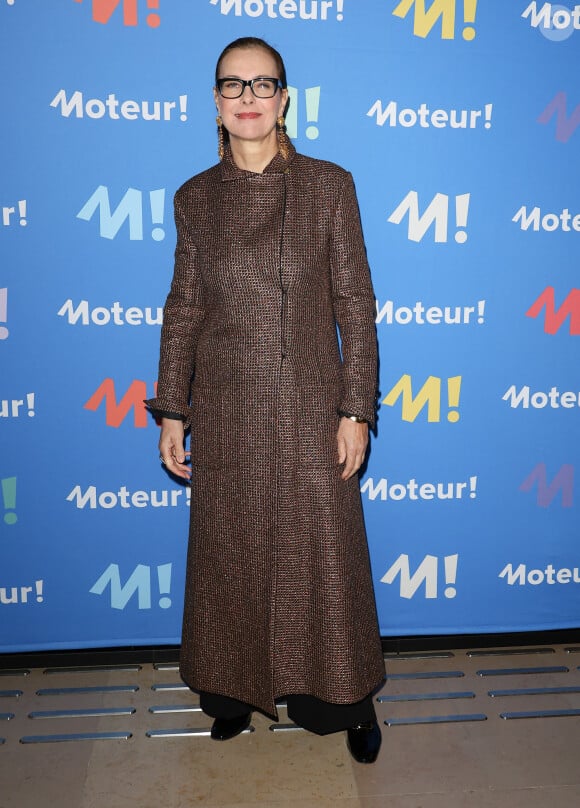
top-left (144, 398), bottom-right (192, 430)
top-left (339, 399), bottom-right (376, 429)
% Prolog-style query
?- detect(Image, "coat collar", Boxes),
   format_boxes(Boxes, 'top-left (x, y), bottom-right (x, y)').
top-left (219, 142), bottom-right (297, 181)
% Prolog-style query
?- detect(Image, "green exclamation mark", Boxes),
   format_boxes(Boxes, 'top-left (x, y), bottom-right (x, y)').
top-left (2, 477), bottom-right (17, 525)
top-left (305, 87), bottom-right (321, 140)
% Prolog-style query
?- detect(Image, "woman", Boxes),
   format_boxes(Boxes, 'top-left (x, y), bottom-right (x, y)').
top-left (146, 37), bottom-right (384, 764)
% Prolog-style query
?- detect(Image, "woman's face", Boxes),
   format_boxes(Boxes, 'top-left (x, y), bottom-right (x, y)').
top-left (214, 47), bottom-right (288, 151)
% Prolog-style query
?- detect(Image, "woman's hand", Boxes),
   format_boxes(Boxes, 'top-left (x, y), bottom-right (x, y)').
top-left (159, 418), bottom-right (191, 480)
top-left (336, 417), bottom-right (368, 480)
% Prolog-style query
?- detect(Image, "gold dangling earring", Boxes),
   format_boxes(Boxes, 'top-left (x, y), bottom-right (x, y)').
top-left (277, 116), bottom-right (290, 161)
top-left (216, 115), bottom-right (224, 161)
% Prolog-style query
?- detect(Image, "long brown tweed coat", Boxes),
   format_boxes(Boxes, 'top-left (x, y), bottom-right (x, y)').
top-left (147, 143), bottom-right (384, 717)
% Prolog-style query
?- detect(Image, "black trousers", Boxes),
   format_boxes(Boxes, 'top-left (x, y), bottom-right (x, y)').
top-left (199, 690), bottom-right (376, 736)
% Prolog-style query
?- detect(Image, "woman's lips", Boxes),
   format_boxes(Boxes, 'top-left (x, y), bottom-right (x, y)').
top-left (236, 112), bottom-right (262, 119)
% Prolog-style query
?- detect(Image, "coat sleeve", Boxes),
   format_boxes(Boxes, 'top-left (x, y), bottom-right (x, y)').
top-left (144, 192), bottom-right (205, 428)
top-left (329, 172), bottom-right (378, 428)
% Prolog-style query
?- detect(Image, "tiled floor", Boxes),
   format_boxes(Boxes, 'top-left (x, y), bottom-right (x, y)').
top-left (1, 644), bottom-right (580, 807)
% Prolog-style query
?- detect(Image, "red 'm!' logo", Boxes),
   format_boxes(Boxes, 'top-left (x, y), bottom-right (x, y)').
top-left (526, 286), bottom-right (580, 335)
top-left (84, 379), bottom-right (158, 427)
top-left (74, 0), bottom-right (161, 28)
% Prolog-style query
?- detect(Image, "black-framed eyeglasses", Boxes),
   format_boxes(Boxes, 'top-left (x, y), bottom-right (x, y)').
top-left (216, 77), bottom-right (282, 99)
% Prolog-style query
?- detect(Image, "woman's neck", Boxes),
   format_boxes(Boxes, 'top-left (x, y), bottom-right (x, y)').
top-left (229, 134), bottom-right (278, 174)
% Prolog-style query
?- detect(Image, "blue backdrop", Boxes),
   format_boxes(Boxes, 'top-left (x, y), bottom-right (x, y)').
top-left (1, 0), bottom-right (579, 651)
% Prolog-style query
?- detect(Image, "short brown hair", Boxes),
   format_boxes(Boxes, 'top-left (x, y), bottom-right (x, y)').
top-left (215, 37), bottom-right (287, 88)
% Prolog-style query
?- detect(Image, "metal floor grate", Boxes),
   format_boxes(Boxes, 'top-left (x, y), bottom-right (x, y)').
top-left (0, 644), bottom-right (579, 745)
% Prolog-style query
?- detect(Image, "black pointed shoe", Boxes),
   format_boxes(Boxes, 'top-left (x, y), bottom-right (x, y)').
top-left (210, 712), bottom-right (252, 741)
top-left (346, 720), bottom-right (382, 763)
